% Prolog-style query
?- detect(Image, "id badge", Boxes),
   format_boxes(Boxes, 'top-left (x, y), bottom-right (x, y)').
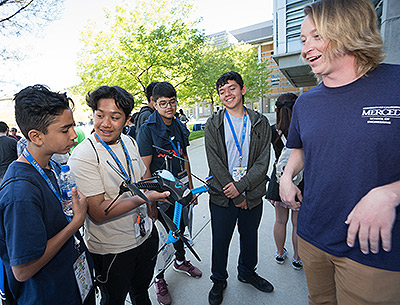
top-left (232, 167), bottom-right (247, 182)
top-left (177, 169), bottom-right (189, 188)
top-left (73, 252), bottom-right (93, 302)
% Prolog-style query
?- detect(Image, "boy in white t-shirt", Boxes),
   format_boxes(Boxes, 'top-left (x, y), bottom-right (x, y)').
top-left (69, 85), bottom-right (169, 305)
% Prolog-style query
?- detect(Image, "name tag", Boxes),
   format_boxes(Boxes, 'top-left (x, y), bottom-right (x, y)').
top-left (73, 251), bottom-right (93, 302)
top-left (232, 167), bottom-right (247, 182)
top-left (177, 169), bottom-right (189, 188)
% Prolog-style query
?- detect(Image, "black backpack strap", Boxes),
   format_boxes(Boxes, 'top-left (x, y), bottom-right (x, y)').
top-left (87, 138), bottom-right (100, 165)
top-left (127, 135), bottom-right (137, 149)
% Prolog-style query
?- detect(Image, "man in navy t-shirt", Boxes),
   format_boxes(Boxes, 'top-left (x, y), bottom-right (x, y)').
top-left (279, 1), bottom-right (400, 304)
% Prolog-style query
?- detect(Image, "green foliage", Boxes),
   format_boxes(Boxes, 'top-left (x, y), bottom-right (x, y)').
top-left (188, 130), bottom-right (204, 141)
top-left (75, 0), bottom-right (270, 111)
top-left (75, 0), bottom-right (206, 108)
top-left (181, 42), bottom-right (271, 112)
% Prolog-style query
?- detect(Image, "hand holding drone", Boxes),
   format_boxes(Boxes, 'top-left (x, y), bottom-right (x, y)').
top-left (105, 154), bottom-right (222, 261)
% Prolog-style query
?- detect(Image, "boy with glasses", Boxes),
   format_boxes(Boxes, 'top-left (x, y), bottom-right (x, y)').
top-left (137, 82), bottom-right (202, 305)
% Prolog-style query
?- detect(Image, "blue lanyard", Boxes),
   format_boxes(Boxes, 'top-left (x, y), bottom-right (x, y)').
top-left (95, 133), bottom-right (136, 182)
top-left (225, 108), bottom-right (248, 162)
top-left (169, 137), bottom-right (181, 158)
top-left (22, 149), bottom-right (74, 225)
top-left (23, 149), bottom-right (61, 201)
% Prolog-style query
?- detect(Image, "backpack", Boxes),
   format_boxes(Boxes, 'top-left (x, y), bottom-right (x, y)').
top-left (275, 135), bottom-right (303, 185)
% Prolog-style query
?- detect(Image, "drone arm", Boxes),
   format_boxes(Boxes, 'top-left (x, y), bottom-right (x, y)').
top-left (191, 185), bottom-right (209, 196)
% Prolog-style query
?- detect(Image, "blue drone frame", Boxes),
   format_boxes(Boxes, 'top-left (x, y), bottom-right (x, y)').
top-left (105, 146), bottom-right (220, 261)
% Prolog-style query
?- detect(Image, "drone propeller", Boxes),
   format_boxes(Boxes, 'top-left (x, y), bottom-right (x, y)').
top-left (158, 207), bottom-right (201, 261)
top-left (152, 145), bottom-right (188, 163)
top-left (152, 145), bottom-right (223, 196)
top-left (190, 173), bottom-right (223, 195)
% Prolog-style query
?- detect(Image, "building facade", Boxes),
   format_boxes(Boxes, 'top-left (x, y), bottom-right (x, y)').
top-left (273, 0), bottom-right (400, 87)
top-left (189, 19), bottom-right (314, 122)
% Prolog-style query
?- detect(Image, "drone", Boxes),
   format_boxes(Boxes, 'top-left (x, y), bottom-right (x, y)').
top-left (105, 145), bottom-right (222, 262)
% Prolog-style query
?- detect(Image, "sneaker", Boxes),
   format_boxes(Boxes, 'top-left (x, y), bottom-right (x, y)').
top-left (274, 248), bottom-right (288, 264)
top-left (173, 259), bottom-right (202, 278)
top-left (238, 273), bottom-right (274, 293)
top-left (292, 257), bottom-right (303, 270)
top-left (208, 280), bottom-right (227, 305)
top-left (154, 278), bottom-right (172, 305)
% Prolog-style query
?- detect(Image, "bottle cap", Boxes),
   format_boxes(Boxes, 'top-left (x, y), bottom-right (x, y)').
top-left (61, 164), bottom-right (70, 172)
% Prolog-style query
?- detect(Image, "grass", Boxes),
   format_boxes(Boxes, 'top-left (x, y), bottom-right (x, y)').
top-left (188, 130), bottom-right (204, 141)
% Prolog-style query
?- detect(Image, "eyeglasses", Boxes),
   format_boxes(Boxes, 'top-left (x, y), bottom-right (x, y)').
top-left (158, 99), bottom-right (177, 109)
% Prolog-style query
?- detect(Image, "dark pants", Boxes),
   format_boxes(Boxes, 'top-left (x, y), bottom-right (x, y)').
top-left (156, 204), bottom-right (186, 279)
top-left (91, 226), bottom-right (159, 305)
top-left (209, 200), bottom-right (263, 282)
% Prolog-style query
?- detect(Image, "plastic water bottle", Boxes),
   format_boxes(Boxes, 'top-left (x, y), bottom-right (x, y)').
top-left (59, 165), bottom-right (75, 217)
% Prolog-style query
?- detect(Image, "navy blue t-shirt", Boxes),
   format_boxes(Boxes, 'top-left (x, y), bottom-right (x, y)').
top-left (0, 161), bottom-right (91, 304)
top-left (287, 63), bottom-right (400, 271)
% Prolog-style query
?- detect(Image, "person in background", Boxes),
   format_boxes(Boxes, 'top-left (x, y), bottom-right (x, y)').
top-left (70, 126), bottom-right (86, 153)
top-left (8, 127), bottom-right (21, 141)
top-left (204, 71), bottom-right (272, 305)
top-left (0, 85), bottom-right (95, 304)
top-left (280, 0), bottom-right (400, 303)
top-left (137, 82), bottom-right (201, 305)
top-left (69, 85), bottom-right (169, 305)
top-left (0, 122), bottom-right (17, 183)
top-left (134, 82), bottom-right (159, 136)
top-left (179, 109), bottom-right (188, 125)
top-left (265, 93), bottom-right (303, 270)
top-left (123, 113), bottom-right (138, 139)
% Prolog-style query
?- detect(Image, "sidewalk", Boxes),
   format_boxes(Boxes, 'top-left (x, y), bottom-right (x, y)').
top-left (120, 136), bottom-right (309, 305)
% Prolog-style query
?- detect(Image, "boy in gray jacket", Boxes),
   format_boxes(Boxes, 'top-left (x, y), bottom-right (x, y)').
top-left (205, 71), bottom-right (272, 305)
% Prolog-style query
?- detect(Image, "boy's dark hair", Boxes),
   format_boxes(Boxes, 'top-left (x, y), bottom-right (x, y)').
top-left (152, 82), bottom-right (176, 103)
top-left (0, 121), bottom-right (8, 133)
top-left (216, 71), bottom-right (244, 91)
top-left (146, 82), bottom-right (159, 102)
top-left (216, 71), bottom-right (245, 103)
top-left (14, 85), bottom-right (74, 140)
top-left (86, 86), bottom-right (134, 119)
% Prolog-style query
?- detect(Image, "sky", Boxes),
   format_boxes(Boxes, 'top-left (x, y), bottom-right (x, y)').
top-left (2, 0), bottom-right (273, 97)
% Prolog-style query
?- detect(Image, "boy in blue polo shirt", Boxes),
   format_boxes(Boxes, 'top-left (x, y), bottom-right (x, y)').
top-left (0, 85), bottom-right (95, 305)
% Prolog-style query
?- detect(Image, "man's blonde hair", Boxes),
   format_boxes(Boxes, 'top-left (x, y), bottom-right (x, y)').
top-left (304, 0), bottom-right (385, 76)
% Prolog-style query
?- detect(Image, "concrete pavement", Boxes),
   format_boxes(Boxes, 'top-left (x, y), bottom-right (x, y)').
top-left (121, 132), bottom-right (309, 305)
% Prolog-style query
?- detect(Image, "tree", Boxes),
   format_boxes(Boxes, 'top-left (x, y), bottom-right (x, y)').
top-left (1, 0), bottom-right (64, 95)
top-left (76, 0), bottom-right (206, 107)
top-left (181, 42), bottom-right (271, 113)
top-left (0, 0), bottom-right (63, 36)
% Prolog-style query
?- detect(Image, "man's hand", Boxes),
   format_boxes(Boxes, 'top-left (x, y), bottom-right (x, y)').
top-left (279, 175), bottom-right (302, 209)
top-left (345, 185), bottom-right (399, 254)
top-left (223, 182), bottom-right (239, 199)
top-left (236, 198), bottom-right (248, 210)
